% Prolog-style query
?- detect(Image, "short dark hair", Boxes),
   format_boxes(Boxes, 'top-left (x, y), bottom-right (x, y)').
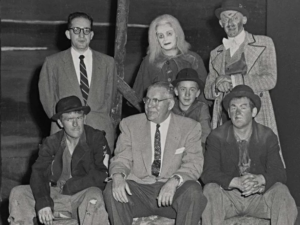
top-left (67, 12), bottom-right (93, 29)
top-left (147, 81), bottom-right (175, 99)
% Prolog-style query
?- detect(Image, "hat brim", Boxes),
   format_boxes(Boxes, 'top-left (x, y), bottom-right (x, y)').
top-left (172, 78), bottom-right (204, 93)
top-left (215, 7), bottom-right (249, 19)
top-left (223, 90), bottom-right (261, 113)
top-left (51, 105), bottom-right (91, 121)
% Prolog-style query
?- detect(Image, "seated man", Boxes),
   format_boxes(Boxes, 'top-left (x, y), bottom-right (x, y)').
top-left (172, 68), bottom-right (211, 148)
top-left (201, 85), bottom-right (297, 225)
top-left (8, 96), bottom-right (111, 225)
top-left (104, 82), bottom-right (207, 225)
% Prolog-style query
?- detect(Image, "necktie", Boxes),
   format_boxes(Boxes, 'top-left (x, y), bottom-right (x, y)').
top-left (79, 55), bottom-right (89, 104)
top-left (152, 124), bottom-right (161, 177)
top-left (238, 140), bottom-right (251, 175)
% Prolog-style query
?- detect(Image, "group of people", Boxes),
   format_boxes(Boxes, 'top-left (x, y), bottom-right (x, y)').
top-left (7, 0), bottom-right (298, 225)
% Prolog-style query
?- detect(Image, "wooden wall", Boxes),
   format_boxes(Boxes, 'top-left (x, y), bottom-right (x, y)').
top-left (1, 0), bottom-right (269, 223)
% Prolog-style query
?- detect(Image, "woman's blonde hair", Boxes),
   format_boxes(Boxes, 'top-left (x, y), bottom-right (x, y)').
top-left (147, 14), bottom-right (190, 64)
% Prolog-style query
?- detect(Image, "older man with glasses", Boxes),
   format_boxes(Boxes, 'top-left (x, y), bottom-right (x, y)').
top-left (103, 81), bottom-right (207, 225)
top-left (39, 12), bottom-right (116, 151)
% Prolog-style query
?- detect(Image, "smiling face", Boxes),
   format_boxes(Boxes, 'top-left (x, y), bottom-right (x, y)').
top-left (228, 97), bottom-right (257, 129)
top-left (175, 81), bottom-right (200, 111)
top-left (65, 17), bottom-right (94, 53)
top-left (156, 22), bottom-right (177, 53)
top-left (219, 10), bottom-right (247, 38)
top-left (145, 87), bottom-right (174, 124)
top-left (58, 111), bottom-right (86, 140)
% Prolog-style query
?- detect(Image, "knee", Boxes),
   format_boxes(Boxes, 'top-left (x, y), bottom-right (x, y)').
top-left (182, 181), bottom-right (205, 201)
top-left (9, 185), bottom-right (30, 200)
top-left (203, 183), bottom-right (221, 198)
top-left (85, 187), bottom-right (103, 201)
top-left (270, 182), bottom-right (294, 200)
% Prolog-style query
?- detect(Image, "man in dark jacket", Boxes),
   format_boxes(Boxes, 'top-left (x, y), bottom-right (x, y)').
top-left (8, 96), bottom-right (111, 225)
top-left (201, 85), bottom-right (297, 225)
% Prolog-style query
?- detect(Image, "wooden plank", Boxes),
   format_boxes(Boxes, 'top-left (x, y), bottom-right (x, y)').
top-left (112, 0), bottom-right (130, 128)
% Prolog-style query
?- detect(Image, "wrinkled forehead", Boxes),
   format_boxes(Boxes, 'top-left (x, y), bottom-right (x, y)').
top-left (147, 87), bottom-right (169, 98)
top-left (220, 10), bottom-right (243, 18)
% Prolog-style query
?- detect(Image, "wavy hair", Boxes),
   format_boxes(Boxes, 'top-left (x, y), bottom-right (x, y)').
top-left (147, 14), bottom-right (190, 64)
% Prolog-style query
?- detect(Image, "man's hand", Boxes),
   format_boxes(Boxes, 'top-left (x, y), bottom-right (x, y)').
top-left (157, 178), bottom-right (178, 207)
top-left (215, 75), bottom-right (232, 93)
top-left (241, 174), bottom-right (266, 196)
top-left (228, 177), bottom-right (244, 192)
top-left (38, 207), bottom-right (54, 225)
top-left (112, 173), bottom-right (132, 203)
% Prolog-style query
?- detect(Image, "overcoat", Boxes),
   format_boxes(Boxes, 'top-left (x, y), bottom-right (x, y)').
top-left (204, 32), bottom-right (278, 138)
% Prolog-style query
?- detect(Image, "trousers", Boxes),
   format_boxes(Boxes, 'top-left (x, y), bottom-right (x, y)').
top-left (103, 180), bottom-right (207, 225)
top-left (202, 182), bottom-right (298, 225)
top-left (8, 185), bottom-right (109, 225)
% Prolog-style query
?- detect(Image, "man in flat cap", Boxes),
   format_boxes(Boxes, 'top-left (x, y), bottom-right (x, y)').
top-left (201, 85), bottom-right (297, 225)
top-left (204, 0), bottom-right (281, 145)
top-left (8, 96), bottom-right (111, 225)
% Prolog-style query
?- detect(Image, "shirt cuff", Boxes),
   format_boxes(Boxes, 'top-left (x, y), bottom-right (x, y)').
top-left (171, 174), bottom-right (184, 187)
top-left (105, 173), bottom-right (126, 182)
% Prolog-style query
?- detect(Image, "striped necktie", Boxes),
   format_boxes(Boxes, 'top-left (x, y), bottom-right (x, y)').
top-left (152, 124), bottom-right (161, 177)
top-left (79, 55), bottom-right (89, 104)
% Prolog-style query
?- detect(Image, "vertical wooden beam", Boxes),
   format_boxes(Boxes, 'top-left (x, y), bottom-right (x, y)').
top-left (111, 0), bottom-right (130, 128)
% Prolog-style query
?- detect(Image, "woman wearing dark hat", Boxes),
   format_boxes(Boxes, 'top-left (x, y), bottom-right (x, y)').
top-left (204, 0), bottom-right (282, 161)
top-left (132, 14), bottom-right (208, 106)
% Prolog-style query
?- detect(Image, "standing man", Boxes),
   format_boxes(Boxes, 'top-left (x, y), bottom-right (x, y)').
top-left (104, 82), bottom-right (207, 225)
top-left (201, 85), bottom-right (297, 225)
top-left (8, 96), bottom-right (111, 225)
top-left (39, 12), bottom-right (116, 150)
top-left (204, 0), bottom-right (279, 140)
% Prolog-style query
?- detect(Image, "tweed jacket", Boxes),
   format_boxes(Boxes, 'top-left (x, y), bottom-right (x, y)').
top-left (30, 125), bottom-right (111, 212)
top-left (110, 112), bottom-right (204, 184)
top-left (204, 32), bottom-right (279, 138)
top-left (133, 51), bottom-right (207, 103)
top-left (201, 120), bottom-right (286, 193)
top-left (38, 48), bottom-right (116, 150)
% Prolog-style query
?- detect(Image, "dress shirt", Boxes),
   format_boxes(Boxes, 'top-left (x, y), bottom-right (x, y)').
top-left (71, 47), bottom-right (93, 85)
top-left (222, 29), bottom-right (246, 57)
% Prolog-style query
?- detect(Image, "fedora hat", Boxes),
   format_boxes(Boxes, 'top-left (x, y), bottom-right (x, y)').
top-left (172, 68), bottom-right (205, 93)
top-left (215, 0), bottom-right (249, 19)
top-left (223, 85), bottom-right (261, 112)
top-left (52, 96), bottom-right (91, 121)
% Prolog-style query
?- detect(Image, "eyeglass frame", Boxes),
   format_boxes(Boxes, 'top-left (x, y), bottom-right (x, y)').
top-left (143, 97), bottom-right (173, 105)
top-left (69, 27), bottom-right (92, 35)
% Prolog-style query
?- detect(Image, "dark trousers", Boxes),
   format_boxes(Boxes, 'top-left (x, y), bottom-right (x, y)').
top-left (103, 180), bottom-right (207, 225)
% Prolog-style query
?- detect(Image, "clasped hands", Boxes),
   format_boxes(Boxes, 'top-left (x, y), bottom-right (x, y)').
top-left (230, 173), bottom-right (266, 197)
top-left (215, 75), bottom-right (233, 93)
top-left (112, 174), bottom-right (178, 207)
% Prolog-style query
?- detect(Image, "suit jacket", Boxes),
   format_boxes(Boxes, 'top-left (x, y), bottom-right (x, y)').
top-left (38, 48), bottom-right (116, 150)
top-left (110, 112), bottom-right (204, 184)
top-left (30, 125), bottom-right (111, 212)
top-left (201, 120), bottom-right (286, 193)
top-left (204, 32), bottom-right (279, 138)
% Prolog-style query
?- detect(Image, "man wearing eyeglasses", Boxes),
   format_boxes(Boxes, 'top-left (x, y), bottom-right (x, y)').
top-left (39, 12), bottom-right (116, 151)
top-left (8, 96), bottom-right (111, 225)
top-left (103, 82), bottom-right (207, 225)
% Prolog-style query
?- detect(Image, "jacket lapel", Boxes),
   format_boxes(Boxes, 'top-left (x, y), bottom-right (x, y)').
top-left (71, 130), bottom-right (90, 171)
top-left (244, 32), bottom-right (266, 74)
top-left (63, 49), bottom-right (84, 102)
top-left (160, 114), bottom-right (180, 177)
top-left (138, 118), bottom-right (153, 175)
top-left (211, 45), bottom-right (226, 76)
top-left (225, 123), bottom-right (240, 167)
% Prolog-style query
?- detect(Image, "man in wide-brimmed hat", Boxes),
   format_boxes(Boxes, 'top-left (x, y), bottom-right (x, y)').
top-left (8, 96), bottom-right (111, 225)
top-left (204, 0), bottom-right (281, 153)
top-left (201, 85), bottom-right (297, 225)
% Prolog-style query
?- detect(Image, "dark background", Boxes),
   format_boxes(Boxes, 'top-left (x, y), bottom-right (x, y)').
top-left (1, 0), bottom-right (299, 223)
